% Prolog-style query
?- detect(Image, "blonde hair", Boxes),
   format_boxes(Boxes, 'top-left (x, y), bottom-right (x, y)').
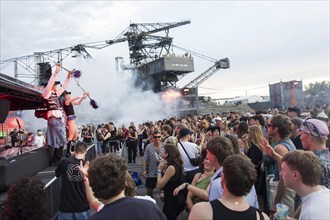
top-left (248, 125), bottom-right (263, 152)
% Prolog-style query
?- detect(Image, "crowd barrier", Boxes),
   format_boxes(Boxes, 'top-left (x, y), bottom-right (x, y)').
top-left (0, 144), bottom-right (96, 220)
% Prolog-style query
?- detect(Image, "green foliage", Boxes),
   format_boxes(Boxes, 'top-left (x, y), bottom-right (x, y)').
top-left (304, 80), bottom-right (330, 98)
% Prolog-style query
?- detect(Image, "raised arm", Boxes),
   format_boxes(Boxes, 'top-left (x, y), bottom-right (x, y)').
top-left (260, 137), bottom-right (283, 164)
top-left (42, 64), bottom-right (61, 99)
top-left (57, 71), bottom-right (72, 96)
top-left (78, 161), bottom-right (103, 212)
top-left (65, 94), bottom-right (87, 106)
top-left (72, 93), bottom-right (87, 105)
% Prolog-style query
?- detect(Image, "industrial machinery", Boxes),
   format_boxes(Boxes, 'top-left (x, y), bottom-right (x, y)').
top-left (0, 20), bottom-right (230, 116)
top-left (0, 20), bottom-right (194, 91)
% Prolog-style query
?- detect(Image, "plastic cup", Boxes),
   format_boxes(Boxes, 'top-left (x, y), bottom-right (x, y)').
top-left (276, 203), bottom-right (289, 220)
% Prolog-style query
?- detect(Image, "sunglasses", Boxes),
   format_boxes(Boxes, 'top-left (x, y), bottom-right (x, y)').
top-left (154, 136), bottom-right (161, 139)
top-left (301, 120), bottom-right (321, 137)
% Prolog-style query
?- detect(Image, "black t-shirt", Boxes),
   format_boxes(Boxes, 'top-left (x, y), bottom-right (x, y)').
top-left (9, 131), bottom-right (18, 142)
top-left (82, 130), bottom-right (93, 143)
top-left (291, 135), bottom-right (303, 150)
top-left (88, 197), bottom-right (166, 220)
top-left (55, 157), bottom-right (90, 212)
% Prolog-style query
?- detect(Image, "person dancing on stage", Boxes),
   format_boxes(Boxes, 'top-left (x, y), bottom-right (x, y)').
top-left (63, 90), bottom-right (87, 158)
top-left (42, 63), bottom-right (72, 165)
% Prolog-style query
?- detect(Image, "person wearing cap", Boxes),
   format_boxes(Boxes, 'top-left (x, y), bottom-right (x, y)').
top-left (316, 110), bottom-right (329, 122)
top-left (212, 116), bottom-right (222, 126)
top-left (248, 114), bottom-right (267, 138)
top-left (299, 118), bottom-right (330, 189)
top-left (287, 107), bottom-right (301, 119)
top-left (62, 91), bottom-right (87, 158)
top-left (290, 117), bottom-right (303, 150)
top-left (41, 63), bottom-right (72, 165)
top-left (178, 128), bottom-right (201, 184)
top-left (35, 130), bottom-right (46, 148)
top-left (262, 118), bottom-right (330, 218)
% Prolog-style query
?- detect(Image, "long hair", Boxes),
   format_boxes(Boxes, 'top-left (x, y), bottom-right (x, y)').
top-left (248, 125), bottom-right (264, 152)
top-left (163, 144), bottom-right (184, 176)
top-left (125, 171), bottom-right (137, 197)
top-left (237, 121), bottom-right (249, 139)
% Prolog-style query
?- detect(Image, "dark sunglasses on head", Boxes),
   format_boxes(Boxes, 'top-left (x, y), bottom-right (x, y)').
top-left (154, 136), bottom-right (161, 139)
top-left (302, 120), bottom-right (321, 137)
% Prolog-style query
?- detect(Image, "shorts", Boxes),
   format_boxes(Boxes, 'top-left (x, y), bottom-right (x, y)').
top-left (66, 115), bottom-right (77, 121)
top-left (145, 177), bottom-right (157, 189)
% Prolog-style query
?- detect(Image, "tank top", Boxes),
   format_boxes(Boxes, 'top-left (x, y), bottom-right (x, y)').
top-left (210, 199), bottom-right (256, 220)
top-left (191, 173), bottom-right (213, 204)
top-left (44, 91), bottom-right (61, 110)
top-left (63, 102), bottom-right (75, 116)
top-left (274, 138), bottom-right (296, 181)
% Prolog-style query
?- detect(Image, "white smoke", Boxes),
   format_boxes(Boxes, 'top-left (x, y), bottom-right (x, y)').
top-left (73, 62), bottom-right (178, 127)
top-left (21, 110), bottom-right (47, 134)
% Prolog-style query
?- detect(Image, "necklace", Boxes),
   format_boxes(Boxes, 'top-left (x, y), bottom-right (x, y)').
top-left (221, 197), bottom-right (244, 206)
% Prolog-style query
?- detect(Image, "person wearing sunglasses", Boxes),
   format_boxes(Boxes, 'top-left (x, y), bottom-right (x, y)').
top-left (142, 130), bottom-right (164, 198)
top-left (299, 118), bottom-right (330, 189)
top-left (260, 114), bottom-right (296, 216)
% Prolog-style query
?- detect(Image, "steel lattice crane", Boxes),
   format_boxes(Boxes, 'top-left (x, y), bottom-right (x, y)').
top-left (183, 58), bottom-right (230, 88)
top-left (0, 20), bottom-right (192, 88)
top-left (107, 20), bottom-right (191, 66)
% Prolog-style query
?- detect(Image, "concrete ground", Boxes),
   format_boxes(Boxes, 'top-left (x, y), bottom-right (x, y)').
top-left (125, 151), bottom-right (164, 210)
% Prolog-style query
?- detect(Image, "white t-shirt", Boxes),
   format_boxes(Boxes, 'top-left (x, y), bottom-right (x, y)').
top-left (178, 141), bottom-right (199, 172)
top-left (300, 186), bottom-right (330, 220)
top-left (35, 135), bottom-right (45, 148)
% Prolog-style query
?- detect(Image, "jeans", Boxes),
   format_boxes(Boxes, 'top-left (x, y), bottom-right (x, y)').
top-left (57, 209), bottom-right (93, 220)
top-left (96, 141), bottom-right (103, 155)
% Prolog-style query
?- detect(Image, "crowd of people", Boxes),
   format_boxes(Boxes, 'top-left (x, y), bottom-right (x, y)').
top-left (4, 102), bottom-right (330, 220)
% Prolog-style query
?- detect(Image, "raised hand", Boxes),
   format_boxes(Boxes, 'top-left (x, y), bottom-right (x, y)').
top-left (260, 137), bottom-right (275, 157)
top-left (55, 63), bottom-right (61, 73)
top-left (78, 160), bottom-right (90, 177)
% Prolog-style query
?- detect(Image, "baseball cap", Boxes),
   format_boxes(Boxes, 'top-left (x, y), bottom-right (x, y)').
top-left (63, 90), bottom-right (71, 95)
top-left (316, 111), bottom-right (329, 122)
top-left (212, 116), bottom-right (222, 124)
top-left (299, 118), bottom-right (329, 137)
top-left (291, 117), bottom-right (303, 127)
top-left (288, 107), bottom-right (301, 116)
top-left (179, 128), bottom-right (193, 137)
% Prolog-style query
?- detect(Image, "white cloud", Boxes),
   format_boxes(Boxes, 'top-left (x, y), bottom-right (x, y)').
top-left (1, 0), bottom-right (329, 108)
